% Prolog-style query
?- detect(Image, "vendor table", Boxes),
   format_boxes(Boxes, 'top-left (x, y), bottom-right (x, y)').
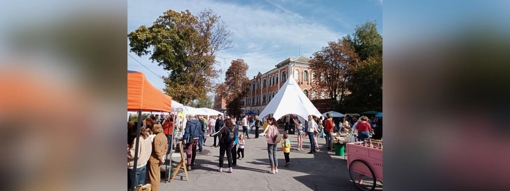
top-left (346, 142), bottom-right (383, 191)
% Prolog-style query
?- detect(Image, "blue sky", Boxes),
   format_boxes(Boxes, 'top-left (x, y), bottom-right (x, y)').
top-left (127, 0), bottom-right (382, 92)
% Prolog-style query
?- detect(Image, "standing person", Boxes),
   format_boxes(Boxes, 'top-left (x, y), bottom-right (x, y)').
top-left (307, 115), bottom-right (318, 154)
top-left (236, 134), bottom-right (245, 160)
top-left (147, 123), bottom-right (168, 191)
top-left (324, 113), bottom-right (334, 151)
top-left (183, 115), bottom-right (203, 171)
top-left (294, 117), bottom-right (304, 151)
top-left (213, 114), bottom-right (224, 147)
top-left (318, 116), bottom-right (325, 138)
top-left (241, 115), bottom-right (250, 139)
top-left (254, 115), bottom-right (262, 138)
top-left (355, 116), bottom-right (372, 141)
top-left (313, 116), bottom-right (320, 151)
top-left (281, 133), bottom-right (291, 166)
top-left (263, 117), bottom-right (279, 174)
top-left (198, 115), bottom-right (207, 151)
top-left (209, 116), bottom-right (237, 173)
top-left (231, 117), bottom-right (239, 167)
top-left (209, 116), bottom-right (216, 134)
top-left (162, 116), bottom-right (174, 154)
top-left (128, 123), bottom-right (152, 189)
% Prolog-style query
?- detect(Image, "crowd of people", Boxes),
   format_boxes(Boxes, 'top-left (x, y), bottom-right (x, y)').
top-left (127, 112), bottom-right (382, 190)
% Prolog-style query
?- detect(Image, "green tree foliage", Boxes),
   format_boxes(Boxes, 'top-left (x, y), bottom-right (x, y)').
top-left (337, 21), bottom-right (383, 112)
top-left (128, 9), bottom-right (232, 105)
top-left (191, 96), bottom-right (214, 108)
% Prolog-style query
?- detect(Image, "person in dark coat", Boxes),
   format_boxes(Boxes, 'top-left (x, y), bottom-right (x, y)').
top-left (210, 116), bottom-right (237, 173)
top-left (213, 114), bottom-right (224, 147)
top-left (182, 114), bottom-right (204, 171)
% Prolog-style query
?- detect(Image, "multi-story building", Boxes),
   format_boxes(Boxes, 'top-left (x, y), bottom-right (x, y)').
top-left (241, 56), bottom-right (333, 115)
top-left (213, 93), bottom-right (227, 113)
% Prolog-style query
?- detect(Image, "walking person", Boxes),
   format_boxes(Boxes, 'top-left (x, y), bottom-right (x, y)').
top-left (183, 114), bottom-right (203, 171)
top-left (254, 115), bottom-right (262, 138)
top-left (236, 134), bottom-right (246, 160)
top-left (198, 115), bottom-right (207, 152)
top-left (241, 115), bottom-right (250, 139)
top-left (263, 117), bottom-right (279, 174)
top-left (213, 114), bottom-right (224, 147)
top-left (324, 113), bottom-right (335, 151)
top-left (209, 116), bottom-right (237, 173)
top-left (307, 115), bottom-right (318, 154)
top-left (281, 133), bottom-right (291, 166)
top-left (147, 123), bottom-right (168, 191)
top-left (209, 116), bottom-right (216, 135)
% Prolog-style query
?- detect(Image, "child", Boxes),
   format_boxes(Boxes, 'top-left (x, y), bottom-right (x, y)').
top-left (237, 134), bottom-right (245, 160)
top-left (281, 133), bottom-right (291, 166)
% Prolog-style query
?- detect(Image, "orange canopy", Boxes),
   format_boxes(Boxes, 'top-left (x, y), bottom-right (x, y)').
top-left (127, 71), bottom-right (172, 112)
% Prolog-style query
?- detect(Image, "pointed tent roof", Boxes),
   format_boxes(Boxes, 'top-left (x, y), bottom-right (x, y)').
top-left (259, 74), bottom-right (321, 120)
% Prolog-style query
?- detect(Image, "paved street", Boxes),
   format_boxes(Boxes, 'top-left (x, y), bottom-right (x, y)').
top-left (161, 128), bottom-right (361, 191)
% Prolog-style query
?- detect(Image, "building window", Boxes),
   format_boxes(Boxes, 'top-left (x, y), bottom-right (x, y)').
top-left (304, 70), bottom-right (309, 81)
top-left (312, 71), bottom-right (316, 82)
top-left (304, 89), bottom-right (309, 98)
top-left (263, 79), bottom-right (266, 88)
top-left (321, 91), bottom-right (326, 99)
top-left (312, 90), bottom-right (317, 99)
top-left (282, 71), bottom-right (287, 82)
top-left (252, 97), bottom-right (254, 105)
top-left (263, 94), bottom-right (266, 103)
top-left (252, 84), bottom-right (255, 91)
top-left (276, 76), bottom-right (278, 84)
top-left (294, 69), bottom-right (299, 80)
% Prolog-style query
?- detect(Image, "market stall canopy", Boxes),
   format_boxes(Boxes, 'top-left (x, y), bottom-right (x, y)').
top-left (183, 106), bottom-right (209, 115)
top-left (172, 100), bottom-right (184, 111)
top-left (375, 112), bottom-right (382, 118)
top-left (127, 71), bottom-right (172, 112)
top-left (196, 108), bottom-right (222, 116)
top-left (259, 74), bottom-right (321, 121)
top-left (360, 110), bottom-right (380, 115)
top-left (322, 111), bottom-right (345, 118)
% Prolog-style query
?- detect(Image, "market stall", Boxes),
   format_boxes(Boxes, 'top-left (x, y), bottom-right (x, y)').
top-left (127, 71), bottom-right (172, 190)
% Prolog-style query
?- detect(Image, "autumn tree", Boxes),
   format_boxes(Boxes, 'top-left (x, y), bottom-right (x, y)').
top-left (309, 39), bottom-right (359, 102)
top-left (340, 21), bottom-right (383, 112)
top-left (217, 59), bottom-right (250, 118)
top-left (128, 9), bottom-right (232, 105)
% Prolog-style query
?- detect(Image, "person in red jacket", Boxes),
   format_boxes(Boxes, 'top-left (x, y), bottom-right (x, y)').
top-left (355, 116), bottom-right (372, 141)
top-left (162, 115), bottom-right (174, 154)
top-left (324, 113), bottom-right (335, 151)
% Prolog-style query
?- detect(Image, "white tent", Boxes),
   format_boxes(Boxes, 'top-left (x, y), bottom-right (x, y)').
top-left (322, 111), bottom-right (345, 118)
top-left (197, 108), bottom-right (222, 116)
top-left (171, 100), bottom-right (184, 111)
top-left (259, 74), bottom-right (322, 121)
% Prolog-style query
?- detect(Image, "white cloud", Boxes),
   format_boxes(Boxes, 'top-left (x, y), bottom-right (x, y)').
top-left (128, 0), bottom-right (345, 88)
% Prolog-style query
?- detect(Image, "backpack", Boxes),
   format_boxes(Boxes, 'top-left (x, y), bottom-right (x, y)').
top-left (271, 126), bottom-right (282, 143)
top-left (223, 126), bottom-right (236, 144)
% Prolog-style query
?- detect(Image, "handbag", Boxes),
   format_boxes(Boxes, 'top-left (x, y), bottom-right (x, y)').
top-left (271, 126), bottom-right (282, 143)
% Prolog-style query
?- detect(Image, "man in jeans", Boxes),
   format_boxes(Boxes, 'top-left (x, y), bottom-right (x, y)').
top-left (241, 115), bottom-right (250, 139)
top-left (183, 114), bottom-right (204, 171)
top-left (324, 113), bottom-right (335, 151)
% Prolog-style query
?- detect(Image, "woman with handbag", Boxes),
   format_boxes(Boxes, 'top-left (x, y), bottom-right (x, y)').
top-left (263, 117), bottom-right (279, 174)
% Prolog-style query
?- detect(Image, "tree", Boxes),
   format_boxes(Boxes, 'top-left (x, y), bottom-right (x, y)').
top-left (309, 39), bottom-right (359, 102)
top-left (343, 21), bottom-right (382, 61)
top-left (190, 96), bottom-right (214, 108)
top-left (217, 59), bottom-right (250, 118)
top-left (128, 9), bottom-right (232, 105)
top-left (340, 21), bottom-right (383, 112)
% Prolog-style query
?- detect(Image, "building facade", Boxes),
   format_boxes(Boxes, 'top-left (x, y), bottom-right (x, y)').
top-left (213, 93), bottom-right (227, 112)
top-left (241, 56), bottom-right (333, 115)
